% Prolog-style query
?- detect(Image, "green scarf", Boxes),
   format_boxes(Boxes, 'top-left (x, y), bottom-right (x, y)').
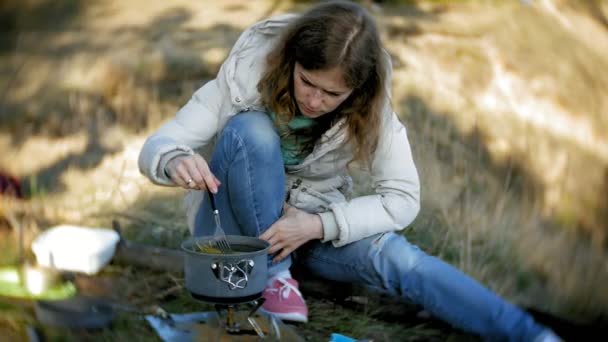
top-left (269, 113), bottom-right (318, 165)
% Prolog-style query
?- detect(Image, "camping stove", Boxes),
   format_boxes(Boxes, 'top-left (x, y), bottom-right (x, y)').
top-left (190, 293), bottom-right (303, 341)
top-left (194, 293), bottom-right (269, 337)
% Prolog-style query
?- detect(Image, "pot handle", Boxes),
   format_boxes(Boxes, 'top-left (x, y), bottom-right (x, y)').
top-left (211, 259), bottom-right (255, 290)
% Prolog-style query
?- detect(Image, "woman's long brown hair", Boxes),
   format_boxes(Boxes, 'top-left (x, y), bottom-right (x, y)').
top-left (257, 1), bottom-right (388, 168)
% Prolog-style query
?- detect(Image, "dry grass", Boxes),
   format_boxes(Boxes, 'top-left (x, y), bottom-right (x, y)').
top-left (1, 0), bottom-right (607, 340)
top-left (377, 0), bottom-right (608, 322)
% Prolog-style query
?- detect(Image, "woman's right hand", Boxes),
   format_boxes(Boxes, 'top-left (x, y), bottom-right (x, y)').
top-left (165, 154), bottom-right (221, 193)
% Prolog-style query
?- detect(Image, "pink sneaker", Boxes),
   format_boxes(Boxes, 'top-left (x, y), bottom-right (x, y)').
top-left (261, 276), bottom-right (308, 323)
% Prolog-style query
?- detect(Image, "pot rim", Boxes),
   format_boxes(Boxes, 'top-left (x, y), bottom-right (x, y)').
top-left (181, 235), bottom-right (270, 257)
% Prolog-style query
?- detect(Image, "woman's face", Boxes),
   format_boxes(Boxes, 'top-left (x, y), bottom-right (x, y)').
top-left (293, 62), bottom-right (353, 118)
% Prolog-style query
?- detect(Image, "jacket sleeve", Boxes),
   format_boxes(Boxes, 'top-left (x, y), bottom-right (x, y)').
top-left (319, 52), bottom-right (421, 247)
top-left (319, 113), bottom-right (421, 247)
top-left (137, 22), bottom-right (260, 186)
top-left (137, 81), bottom-right (222, 186)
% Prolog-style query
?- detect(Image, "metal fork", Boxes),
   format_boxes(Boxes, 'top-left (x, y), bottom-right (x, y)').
top-left (207, 190), bottom-right (231, 252)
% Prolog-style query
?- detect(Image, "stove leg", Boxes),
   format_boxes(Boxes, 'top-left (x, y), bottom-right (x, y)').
top-left (269, 314), bottom-right (281, 340)
top-left (247, 298), bottom-right (267, 338)
top-left (247, 297), bottom-right (266, 317)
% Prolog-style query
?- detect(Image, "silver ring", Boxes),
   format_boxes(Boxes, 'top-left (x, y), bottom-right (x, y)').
top-left (186, 178), bottom-right (193, 185)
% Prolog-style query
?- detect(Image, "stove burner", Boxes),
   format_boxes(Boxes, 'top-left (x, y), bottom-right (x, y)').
top-left (215, 297), bottom-right (266, 336)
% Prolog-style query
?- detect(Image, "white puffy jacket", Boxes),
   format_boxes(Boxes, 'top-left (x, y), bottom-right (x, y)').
top-left (138, 14), bottom-right (420, 247)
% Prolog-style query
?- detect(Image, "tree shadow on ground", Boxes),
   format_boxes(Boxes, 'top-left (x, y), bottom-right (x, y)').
top-left (18, 96), bottom-right (120, 195)
top-left (0, 3), bottom-right (256, 197)
top-left (0, 0), bottom-right (441, 198)
top-left (402, 94), bottom-right (608, 249)
top-left (0, 0), bottom-right (90, 54)
top-left (0, 5), bottom-right (242, 137)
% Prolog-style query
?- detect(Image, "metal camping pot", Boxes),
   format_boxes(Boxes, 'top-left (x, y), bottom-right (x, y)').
top-left (181, 235), bottom-right (270, 304)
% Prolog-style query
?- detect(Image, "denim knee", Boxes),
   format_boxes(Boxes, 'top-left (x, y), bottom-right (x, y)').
top-left (371, 233), bottom-right (427, 296)
top-left (375, 233), bottom-right (426, 271)
top-left (223, 111), bottom-right (280, 159)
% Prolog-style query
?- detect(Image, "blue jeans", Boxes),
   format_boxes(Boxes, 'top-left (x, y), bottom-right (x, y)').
top-left (194, 111), bottom-right (292, 275)
top-left (194, 111), bottom-right (547, 341)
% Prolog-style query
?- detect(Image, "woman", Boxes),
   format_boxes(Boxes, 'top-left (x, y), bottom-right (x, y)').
top-left (138, 1), bottom-right (560, 341)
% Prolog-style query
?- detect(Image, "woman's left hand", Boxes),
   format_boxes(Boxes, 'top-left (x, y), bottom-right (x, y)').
top-left (260, 204), bottom-right (323, 263)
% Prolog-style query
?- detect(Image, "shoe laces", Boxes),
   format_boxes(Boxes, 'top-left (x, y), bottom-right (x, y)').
top-left (267, 277), bottom-right (303, 300)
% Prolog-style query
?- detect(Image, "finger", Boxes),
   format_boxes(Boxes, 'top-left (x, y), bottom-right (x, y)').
top-left (268, 245), bottom-right (281, 255)
top-left (259, 227), bottom-right (275, 241)
top-left (175, 163), bottom-right (196, 189)
top-left (190, 155), bottom-right (209, 189)
top-left (193, 156), bottom-right (218, 193)
top-left (203, 172), bottom-right (219, 193)
top-left (273, 247), bottom-right (293, 263)
top-left (172, 175), bottom-right (188, 189)
top-left (169, 168), bottom-right (186, 188)
top-left (183, 157), bottom-right (206, 190)
top-left (267, 239), bottom-right (284, 254)
top-left (266, 233), bottom-right (280, 246)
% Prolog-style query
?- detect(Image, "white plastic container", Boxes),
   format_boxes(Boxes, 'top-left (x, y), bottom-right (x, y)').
top-left (31, 225), bottom-right (120, 275)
